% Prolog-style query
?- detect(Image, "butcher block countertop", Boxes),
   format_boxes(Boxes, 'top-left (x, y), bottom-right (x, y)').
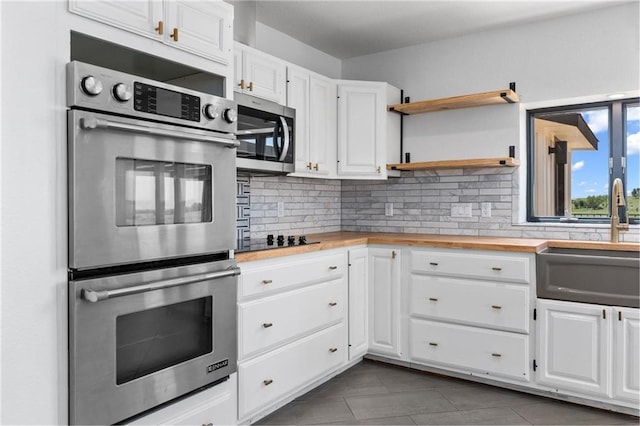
top-left (234, 231), bottom-right (639, 262)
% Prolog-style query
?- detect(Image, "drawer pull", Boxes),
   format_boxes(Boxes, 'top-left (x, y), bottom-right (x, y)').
top-left (262, 323), bottom-right (273, 328)
top-left (329, 347), bottom-right (338, 353)
top-left (491, 353), bottom-right (502, 357)
top-left (491, 305), bottom-right (502, 310)
top-left (329, 302), bottom-right (338, 306)
top-left (492, 267), bottom-right (502, 271)
top-left (262, 279), bottom-right (272, 285)
top-left (429, 342), bottom-right (438, 347)
top-left (263, 379), bottom-right (273, 386)
top-left (329, 265), bottom-right (338, 270)
top-left (429, 262), bottom-right (439, 266)
top-left (428, 297), bottom-right (439, 302)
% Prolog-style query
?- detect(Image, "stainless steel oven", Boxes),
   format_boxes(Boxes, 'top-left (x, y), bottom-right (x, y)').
top-left (67, 61), bottom-right (239, 425)
top-left (69, 259), bottom-right (238, 425)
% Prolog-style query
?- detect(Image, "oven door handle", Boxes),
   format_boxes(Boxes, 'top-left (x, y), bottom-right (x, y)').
top-left (80, 117), bottom-right (240, 148)
top-left (81, 267), bottom-right (241, 303)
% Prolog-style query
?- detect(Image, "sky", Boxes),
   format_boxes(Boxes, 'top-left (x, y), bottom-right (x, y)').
top-left (570, 104), bottom-right (640, 199)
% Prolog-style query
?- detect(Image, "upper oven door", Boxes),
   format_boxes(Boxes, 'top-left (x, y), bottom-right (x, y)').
top-left (68, 109), bottom-right (238, 269)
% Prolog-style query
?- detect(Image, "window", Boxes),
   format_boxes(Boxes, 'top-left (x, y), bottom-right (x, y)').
top-left (527, 98), bottom-right (639, 224)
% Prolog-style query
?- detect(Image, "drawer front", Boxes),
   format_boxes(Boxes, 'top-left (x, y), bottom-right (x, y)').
top-left (239, 279), bottom-right (346, 358)
top-left (240, 252), bottom-right (346, 298)
top-left (410, 274), bottom-right (530, 333)
top-left (410, 318), bottom-right (530, 382)
top-left (238, 322), bottom-right (347, 418)
top-left (410, 249), bottom-right (531, 284)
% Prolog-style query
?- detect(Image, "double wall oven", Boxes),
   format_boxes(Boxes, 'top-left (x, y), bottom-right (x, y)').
top-left (67, 61), bottom-right (239, 425)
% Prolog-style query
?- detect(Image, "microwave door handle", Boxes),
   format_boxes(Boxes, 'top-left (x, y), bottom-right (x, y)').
top-left (272, 118), bottom-right (283, 159)
top-left (80, 117), bottom-right (240, 148)
top-left (278, 116), bottom-right (290, 162)
top-left (81, 267), bottom-right (241, 303)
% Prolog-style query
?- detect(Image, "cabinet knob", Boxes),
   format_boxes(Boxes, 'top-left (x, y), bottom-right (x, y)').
top-left (313, 163), bottom-right (319, 171)
top-left (263, 322), bottom-right (273, 328)
top-left (307, 162), bottom-right (312, 170)
top-left (155, 21), bottom-right (164, 35)
top-left (377, 166), bottom-right (381, 173)
top-left (239, 79), bottom-right (246, 90)
top-left (329, 347), bottom-right (338, 353)
top-left (248, 81), bottom-right (254, 91)
top-left (263, 379), bottom-right (273, 386)
top-left (329, 302), bottom-right (337, 306)
top-left (170, 27), bottom-right (179, 41)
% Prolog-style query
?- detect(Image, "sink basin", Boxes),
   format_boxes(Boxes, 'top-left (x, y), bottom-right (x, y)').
top-left (537, 247), bottom-right (640, 308)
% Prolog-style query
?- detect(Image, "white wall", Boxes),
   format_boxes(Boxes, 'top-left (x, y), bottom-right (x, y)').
top-left (342, 2), bottom-right (640, 163)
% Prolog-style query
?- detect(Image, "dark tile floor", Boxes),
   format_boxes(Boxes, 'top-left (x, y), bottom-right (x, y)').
top-left (257, 359), bottom-right (639, 425)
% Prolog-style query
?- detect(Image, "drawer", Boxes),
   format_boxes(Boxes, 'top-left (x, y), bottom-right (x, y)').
top-left (410, 274), bottom-right (530, 333)
top-left (410, 249), bottom-right (531, 284)
top-left (238, 322), bottom-right (347, 418)
top-left (239, 252), bottom-right (346, 298)
top-left (239, 279), bottom-right (346, 358)
top-left (410, 318), bottom-right (530, 382)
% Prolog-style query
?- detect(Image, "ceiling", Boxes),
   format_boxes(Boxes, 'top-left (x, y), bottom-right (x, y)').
top-left (254, 0), bottom-right (630, 59)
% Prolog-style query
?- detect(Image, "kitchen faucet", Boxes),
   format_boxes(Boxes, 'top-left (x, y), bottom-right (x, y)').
top-left (610, 178), bottom-right (629, 243)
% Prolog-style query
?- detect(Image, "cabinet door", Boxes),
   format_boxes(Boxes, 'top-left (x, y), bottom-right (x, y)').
top-left (287, 67), bottom-right (311, 174)
top-left (164, 0), bottom-right (232, 63)
top-left (614, 307), bottom-right (640, 403)
top-left (309, 75), bottom-right (337, 177)
top-left (242, 50), bottom-right (286, 104)
top-left (69, 0), bottom-right (163, 40)
top-left (348, 247), bottom-right (368, 360)
top-left (536, 299), bottom-right (611, 397)
top-left (368, 248), bottom-right (401, 358)
top-left (337, 82), bottom-right (386, 178)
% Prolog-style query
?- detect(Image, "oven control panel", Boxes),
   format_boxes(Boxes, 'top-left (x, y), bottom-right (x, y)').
top-left (67, 61), bottom-right (237, 134)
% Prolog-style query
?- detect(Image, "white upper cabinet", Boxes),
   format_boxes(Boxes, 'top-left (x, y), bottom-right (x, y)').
top-left (287, 65), bottom-right (337, 178)
top-left (69, 0), bottom-right (233, 64)
top-left (337, 81), bottom-right (400, 179)
top-left (234, 43), bottom-right (286, 105)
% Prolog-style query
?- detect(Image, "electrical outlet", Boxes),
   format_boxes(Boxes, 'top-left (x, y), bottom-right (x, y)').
top-left (481, 202), bottom-right (492, 218)
top-left (451, 203), bottom-right (472, 218)
top-left (277, 201), bottom-right (284, 217)
top-left (385, 202), bottom-right (393, 216)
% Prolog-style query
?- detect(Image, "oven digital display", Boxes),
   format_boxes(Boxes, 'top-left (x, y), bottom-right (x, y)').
top-left (134, 82), bottom-right (201, 122)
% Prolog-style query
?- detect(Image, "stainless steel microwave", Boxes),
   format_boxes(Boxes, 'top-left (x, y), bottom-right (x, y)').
top-left (235, 92), bottom-right (295, 174)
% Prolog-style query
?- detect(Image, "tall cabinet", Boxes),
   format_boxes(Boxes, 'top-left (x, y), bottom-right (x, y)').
top-left (368, 247), bottom-right (402, 358)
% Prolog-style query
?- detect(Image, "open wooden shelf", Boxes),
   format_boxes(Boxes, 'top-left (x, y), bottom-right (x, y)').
top-left (387, 157), bottom-right (519, 171)
top-left (388, 88), bottom-right (519, 115)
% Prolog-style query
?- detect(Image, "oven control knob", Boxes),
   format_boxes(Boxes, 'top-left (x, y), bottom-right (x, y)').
top-left (223, 108), bottom-right (237, 123)
top-left (203, 104), bottom-right (219, 120)
top-left (112, 83), bottom-right (132, 102)
top-left (81, 76), bottom-right (103, 96)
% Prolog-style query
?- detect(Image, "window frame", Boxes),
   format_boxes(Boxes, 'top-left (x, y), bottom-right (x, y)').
top-left (526, 98), bottom-right (639, 225)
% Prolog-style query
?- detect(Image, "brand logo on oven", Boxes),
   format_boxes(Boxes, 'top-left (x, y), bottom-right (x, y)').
top-left (207, 359), bottom-right (229, 373)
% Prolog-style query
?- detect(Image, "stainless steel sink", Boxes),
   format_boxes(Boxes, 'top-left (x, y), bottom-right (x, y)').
top-left (537, 247), bottom-right (640, 308)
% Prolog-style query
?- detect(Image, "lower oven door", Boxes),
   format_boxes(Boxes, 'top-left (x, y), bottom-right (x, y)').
top-left (68, 109), bottom-right (238, 270)
top-left (69, 260), bottom-right (238, 425)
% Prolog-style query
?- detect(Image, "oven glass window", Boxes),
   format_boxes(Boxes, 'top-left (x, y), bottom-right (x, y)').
top-left (115, 158), bottom-right (212, 226)
top-left (115, 296), bottom-right (213, 385)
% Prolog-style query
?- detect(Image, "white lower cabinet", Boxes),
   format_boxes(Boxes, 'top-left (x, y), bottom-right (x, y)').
top-left (128, 373), bottom-right (237, 425)
top-left (536, 299), bottom-right (639, 408)
top-left (237, 249), bottom-right (348, 422)
top-left (238, 322), bottom-right (347, 418)
top-left (407, 247), bottom-right (535, 385)
top-left (348, 247), bottom-right (369, 360)
top-left (368, 247), bottom-right (402, 358)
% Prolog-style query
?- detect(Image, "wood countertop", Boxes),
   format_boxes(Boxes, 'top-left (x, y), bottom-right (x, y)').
top-left (234, 231), bottom-right (640, 263)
